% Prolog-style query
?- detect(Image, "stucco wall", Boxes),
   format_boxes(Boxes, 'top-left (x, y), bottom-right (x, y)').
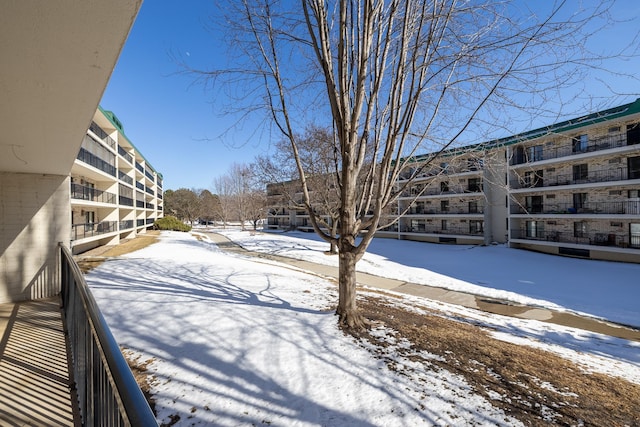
top-left (0, 172), bottom-right (70, 302)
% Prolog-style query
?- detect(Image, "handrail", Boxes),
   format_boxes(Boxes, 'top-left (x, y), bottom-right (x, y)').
top-left (59, 243), bottom-right (157, 426)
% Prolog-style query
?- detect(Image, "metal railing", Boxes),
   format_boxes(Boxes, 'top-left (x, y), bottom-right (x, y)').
top-left (510, 167), bottom-right (633, 189)
top-left (510, 229), bottom-right (640, 248)
top-left (510, 134), bottom-right (628, 165)
top-left (71, 183), bottom-right (116, 204)
top-left (59, 244), bottom-right (157, 426)
top-left (89, 122), bottom-right (117, 150)
top-left (118, 145), bottom-right (134, 164)
top-left (71, 221), bottom-right (118, 241)
top-left (77, 148), bottom-right (117, 177)
top-left (120, 220), bottom-right (134, 230)
top-left (399, 225), bottom-right (485, 236)
top-left (511, 200), bottom-right (640, 215)
top-left (407, 205), bottom-right (484, 215)
top-left (119, 170), bottom-right (134, 186)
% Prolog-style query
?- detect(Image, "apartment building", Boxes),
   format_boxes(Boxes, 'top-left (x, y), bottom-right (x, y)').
top-left (70, 107), bottom-right (163, 254)
top-left (377, 145), bottom-right (509, 245)
top-left (265, 98), bottom-right (640, 263)
top-left (506, 99), bottom-right (640, 263)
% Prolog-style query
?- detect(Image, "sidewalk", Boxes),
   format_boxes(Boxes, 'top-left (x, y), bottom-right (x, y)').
top-left (205, 232), bottom-right (640, 342)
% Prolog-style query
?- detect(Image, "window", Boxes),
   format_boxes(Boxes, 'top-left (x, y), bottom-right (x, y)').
top-left (469, 220), bottom-right (484, 234)
top-left (572, 134), bottom-right (588, 152)
top-left (629, 189), bottom-right (640, 198)
top-left (573, 193), bottom-right (587, 210)
top-left (524, 170), bottom-right (543, 187)
top-left (468, 200), bottom-right (479, 213)
top-left (468, 178), bottom-right (482, 192)
top-left (525, 195), bottom-right (543, 213)
top-left (440, 200), bottom-right (449, 212)
top-left (441, 219), bottom-right (448, 231)
top-left (628, 156), bottom-right (640, 180)
top-left (527, 145), bottom-right (543, 162)
top-left (574, 221), bottom-right (588, 238)
top-left (525, 221), bottom-right (544, 238)
top-left (440, 181), bottom-right (449, 192)
top-left (572, 164), bottom-right (588, 182)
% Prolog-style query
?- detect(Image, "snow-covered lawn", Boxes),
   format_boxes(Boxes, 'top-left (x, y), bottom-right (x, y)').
top-left (86, 230), bottom-right (640, 426)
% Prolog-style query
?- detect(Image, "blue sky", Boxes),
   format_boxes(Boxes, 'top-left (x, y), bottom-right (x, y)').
top-left (100, 1), bottom-right (640, 191)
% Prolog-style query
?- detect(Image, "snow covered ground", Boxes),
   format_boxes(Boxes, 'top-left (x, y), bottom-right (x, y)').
top-left (86, 229), bottom-right (640, 426)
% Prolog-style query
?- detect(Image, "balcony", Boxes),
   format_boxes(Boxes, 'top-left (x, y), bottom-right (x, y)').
top-left (407, 205), bottom-right (484, 215)
top-left (400, 224), bottom-right (484, 236)
top-left (510, 167), bottom-right (632, 189)
top-left (135, 162), bottom-right (144, 173)
top-left (510, 134), bottom-right (628, 166)
top-left (120, 219), bottom-right (134, 230)
top-left (71, 220), bottom-right (117, 241)
top-left (119, 195), bottom-right (134, 207)
top-left (71, 183), bottom-right (116, 204)
top-left (118, 145), bottom-right (134, 164)
top-left (511, 229), bottom-right (640, 249)
top-left (77, 147), bottom-right (116, 177)
top-left (118, 170), bottom-right (133, 185)
top-left (511, 200), bottom-right (640, 215)
top-left (89, 121), bottom-right (116, 150)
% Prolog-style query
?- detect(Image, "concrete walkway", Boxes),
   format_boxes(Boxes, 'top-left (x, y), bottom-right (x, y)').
top-left (205, 232), bottom-right (640, 342)
top-left (0, 297), bottom-right (78, 426)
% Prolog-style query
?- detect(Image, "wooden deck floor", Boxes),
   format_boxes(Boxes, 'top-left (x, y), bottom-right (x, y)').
top-left (0, 297), bottom-right (79, 426)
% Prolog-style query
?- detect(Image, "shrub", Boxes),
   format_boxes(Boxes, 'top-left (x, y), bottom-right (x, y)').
top-left (154, 216), bottom-right (192, 232)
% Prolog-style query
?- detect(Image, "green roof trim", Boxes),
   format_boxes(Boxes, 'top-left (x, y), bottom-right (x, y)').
top-left (403, 98), bottom-right (640, 164)
top-left (98, 105), bottom-right (164, 179)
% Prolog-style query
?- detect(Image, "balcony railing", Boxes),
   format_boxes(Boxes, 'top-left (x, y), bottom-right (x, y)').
top-left (400, 225), bottom-right (484, 236)
top-left (511, 167), bottom-right (632, 189)
top-left (118, 145), bottom-right (134, 164)
top-left (71, 221), bottom-right (118, 241)
top-left (510, 134), bottom-right (628, 166)
top-left (77, 147), bottom-right (116, 177)
top-left (89, 122), bottom-right (116, 150)
top-left (399, 185), bottom-right (484, 197)
top-left (146, 202), bottom-right (154, 210)
top-left (145, 186), bottom-right (154, 195)
top-left (137, 219), bottom-right (145, 227)
top-left (146, 218), bottom-right (154, 225)
top-left (71, 183), bottom-right (116, 204)
top-left (511, 229), bottom-right (640, 248)
top-left (135, 162), bottom-right (144, 173)
top-left (119, 196), bottom-right (134, 207)
top-left (136, 200), bottom-right (145, 208)
top-left (59, 244), bottom-right (157, 426)
top-left (136, 182), bottom-right (145, 191)
top-left (118, 170), bottom-right (133, 185)
top-left (511, 200), bottom-right (640, 215)
top-left (119, 219), bottom-right (134, 230)
top-left (145, 169), bottom-right (154, 181)
top-left (406, 205), bottom-right (484, 215)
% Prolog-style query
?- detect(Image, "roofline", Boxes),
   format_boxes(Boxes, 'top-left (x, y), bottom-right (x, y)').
top-left (98, 105), bottom-right (163, 179)
top-left (405, 98), bottom-right (640, 164)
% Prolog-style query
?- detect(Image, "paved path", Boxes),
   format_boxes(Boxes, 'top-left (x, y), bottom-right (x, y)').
top-left (205, 232), bottom-right (640, 342)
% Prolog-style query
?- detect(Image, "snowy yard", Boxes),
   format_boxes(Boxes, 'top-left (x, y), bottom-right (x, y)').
top-left (86, 230), bottom-right (640, 426)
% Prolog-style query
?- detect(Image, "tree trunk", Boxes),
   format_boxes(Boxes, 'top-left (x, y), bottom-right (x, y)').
top-left (336, 241), bottom-right (366, 330)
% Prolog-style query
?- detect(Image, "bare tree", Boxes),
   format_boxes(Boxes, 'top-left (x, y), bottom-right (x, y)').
top-left (212, 175), bottom-right (235, 228)
top-left (199, 0), bottom-right (628, 329)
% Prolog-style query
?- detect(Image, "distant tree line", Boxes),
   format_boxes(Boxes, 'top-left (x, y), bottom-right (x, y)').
top-left (163, 162), bottom-right (267, 230)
